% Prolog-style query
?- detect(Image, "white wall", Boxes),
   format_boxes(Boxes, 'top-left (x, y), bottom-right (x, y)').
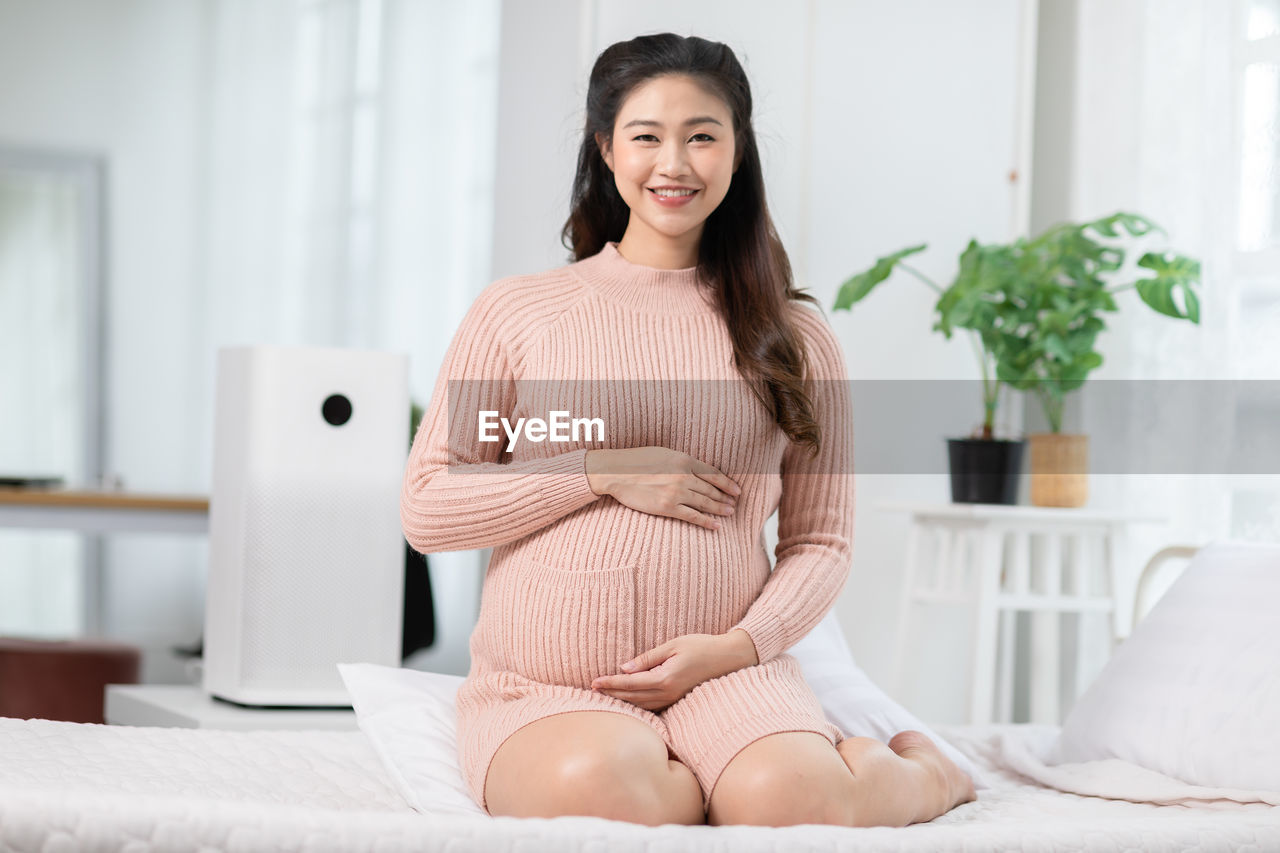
top-left (488, 0), bottom-right (586, 279)
top-left (0, 0), bottom-right (210, 681)
top-left (809, 0), bottom-right (1027, 722)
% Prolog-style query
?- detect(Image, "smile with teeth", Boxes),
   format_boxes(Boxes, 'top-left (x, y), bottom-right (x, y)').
top-left (650, 188), bottom-right (698, 197)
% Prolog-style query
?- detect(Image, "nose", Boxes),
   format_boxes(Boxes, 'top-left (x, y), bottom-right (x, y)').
top-left (656, 141), bottom-right (690, 177)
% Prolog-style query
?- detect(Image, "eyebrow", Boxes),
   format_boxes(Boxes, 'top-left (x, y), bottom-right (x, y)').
top-left (621, 116), bottom-right (725, 130)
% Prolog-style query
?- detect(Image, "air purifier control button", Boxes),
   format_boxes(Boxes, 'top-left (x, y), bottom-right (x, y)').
top-left (322, 394), bottom-right (353, 426)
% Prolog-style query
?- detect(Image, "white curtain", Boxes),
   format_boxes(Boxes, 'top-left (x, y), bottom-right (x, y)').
top-left (195, 0), bottom-right (500, 406)
top-left (1075, 0), bottom-right (1280, 617)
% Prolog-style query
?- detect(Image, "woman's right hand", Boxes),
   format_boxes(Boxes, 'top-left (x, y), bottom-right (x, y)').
top-left (585, 447), bottom-right (741, 531)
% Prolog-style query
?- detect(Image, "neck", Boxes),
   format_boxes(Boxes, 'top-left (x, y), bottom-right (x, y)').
top-left (617, 221), bottom-right (702, 269)
top-left (572, 241), bottom-right (717, 315)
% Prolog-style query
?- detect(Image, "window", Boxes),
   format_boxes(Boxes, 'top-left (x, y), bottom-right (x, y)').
top-left (294, 0), bottom-right (385, 346)
top-left (1238, 0), bottom-right (1280, 262)
top-left (1230, 0), bottom-right (1280, 537)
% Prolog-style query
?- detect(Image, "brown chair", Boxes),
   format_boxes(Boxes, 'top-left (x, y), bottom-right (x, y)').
top-left (0, 637), bottom-right (141, 724)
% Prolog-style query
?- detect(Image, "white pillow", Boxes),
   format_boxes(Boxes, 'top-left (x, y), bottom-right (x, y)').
top-left (789, 610), bottom-right (986, 787)
top-left (1054, 540), bottom-right (1280, 791)
top-left (341, 610), bottom-right (982, 814)
top-left (336, 663), bottom-right (484, 816)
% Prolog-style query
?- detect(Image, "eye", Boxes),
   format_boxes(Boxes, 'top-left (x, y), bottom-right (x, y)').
top-left (633, 134), bottom-right (659, 142)
top-left (690, 133), bottom-right (715, 142)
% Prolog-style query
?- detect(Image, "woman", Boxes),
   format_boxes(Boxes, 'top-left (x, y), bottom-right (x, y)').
top-left (401, 32), bottom-right (975, 827)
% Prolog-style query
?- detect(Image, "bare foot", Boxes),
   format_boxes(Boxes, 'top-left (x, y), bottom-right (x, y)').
top-left (887, 730), bottom-right (977, 819)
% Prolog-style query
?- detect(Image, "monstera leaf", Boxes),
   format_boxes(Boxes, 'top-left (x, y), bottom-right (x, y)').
top-left (834, 244), bottom-right (928, 311)
top-left (1134, 252), bottom-right (1201, 322)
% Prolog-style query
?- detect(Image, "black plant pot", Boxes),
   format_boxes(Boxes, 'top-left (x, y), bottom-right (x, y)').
top-left (947, 438), bottom-right (1026, 505)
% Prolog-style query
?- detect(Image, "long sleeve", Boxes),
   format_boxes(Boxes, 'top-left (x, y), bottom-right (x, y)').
top-left (400, 280), bottom-right (601, 554)
top-left (730, 308), bottom-right (855, 665)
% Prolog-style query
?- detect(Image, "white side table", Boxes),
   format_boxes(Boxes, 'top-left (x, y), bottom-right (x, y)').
top-left (879, 500), bottom-right (1163, 725)
top-left (105, 685), bottom-right (358, 730)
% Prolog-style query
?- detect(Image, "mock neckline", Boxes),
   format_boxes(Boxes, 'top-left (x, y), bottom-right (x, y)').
top-left (571, 241), bottom-right (719, 315)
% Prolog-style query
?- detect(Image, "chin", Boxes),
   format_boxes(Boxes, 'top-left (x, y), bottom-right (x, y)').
top-left (642, 218), bottom-right (707, 241)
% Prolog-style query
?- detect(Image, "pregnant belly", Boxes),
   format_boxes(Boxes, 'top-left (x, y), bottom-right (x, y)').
top-left (472, 555), bottom-right (638, 689)
top-left (471, 542), bottom-right (768, 689)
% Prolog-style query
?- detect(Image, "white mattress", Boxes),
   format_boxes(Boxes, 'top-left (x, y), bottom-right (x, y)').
top-left (1, 717), bottom-right (1278, 853)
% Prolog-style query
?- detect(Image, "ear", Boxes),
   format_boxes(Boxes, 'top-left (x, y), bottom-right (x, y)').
top-left (594, 132), bottom-right (613, 172)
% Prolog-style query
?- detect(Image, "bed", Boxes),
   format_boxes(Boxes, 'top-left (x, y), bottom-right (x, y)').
top-left (6, 541), bottom-right (1277, 851)
top-left (3, 714), bottom-right (1278, 853)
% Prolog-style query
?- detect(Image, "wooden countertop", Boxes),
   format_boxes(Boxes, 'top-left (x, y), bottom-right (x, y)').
top-left (0, 487), bottom-right (209, 512)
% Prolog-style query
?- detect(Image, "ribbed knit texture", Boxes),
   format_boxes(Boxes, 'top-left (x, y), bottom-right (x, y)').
top-left (401, 241), bottom-right (854, 810)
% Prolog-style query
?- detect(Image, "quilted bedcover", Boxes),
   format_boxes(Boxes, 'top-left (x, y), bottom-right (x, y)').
top-left (1, 717), bottom-right (1278, 852)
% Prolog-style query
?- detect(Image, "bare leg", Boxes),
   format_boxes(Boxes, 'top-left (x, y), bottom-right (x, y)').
top-left (837, 730), bottom-right (976, 826)
top-left (485, 710), bottom-right (705, 826)
top-left (707, 731), bottom-right (859, 826)
top-left (708, 730), bottom-right (975, 827)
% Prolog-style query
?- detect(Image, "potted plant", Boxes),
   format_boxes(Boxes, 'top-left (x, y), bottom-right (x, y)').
top-left (968, 212), bottom-right (1200, 506)
top-left (833, 211), bottom-right (1201, 506)
top-left (834, 243), bottom-right (1027, 504)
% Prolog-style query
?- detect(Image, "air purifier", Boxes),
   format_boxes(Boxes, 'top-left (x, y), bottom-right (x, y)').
top-left (204, 346), bottom-right (408, 706)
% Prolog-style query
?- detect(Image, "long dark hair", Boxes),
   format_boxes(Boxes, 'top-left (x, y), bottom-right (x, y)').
top-left (561, 33), bottom-right (821, 453)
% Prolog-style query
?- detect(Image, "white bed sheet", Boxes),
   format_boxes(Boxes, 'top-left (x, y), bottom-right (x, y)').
top-left (1, 717), bottom-right (1278, 853)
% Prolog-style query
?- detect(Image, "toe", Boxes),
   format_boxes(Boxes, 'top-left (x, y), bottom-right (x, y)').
top-left (887, 730), bottom-right (934, 755)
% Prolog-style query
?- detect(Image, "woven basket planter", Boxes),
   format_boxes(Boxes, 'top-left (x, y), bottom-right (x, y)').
top-left (1029, 432), bottom-right (1089, 507)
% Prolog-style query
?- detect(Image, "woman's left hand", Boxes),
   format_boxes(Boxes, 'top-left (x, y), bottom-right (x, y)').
top-left (591, 629), bottom-right (759, 712)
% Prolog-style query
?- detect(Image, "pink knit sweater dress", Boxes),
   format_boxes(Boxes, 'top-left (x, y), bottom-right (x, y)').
top-left (401, 241), bottom-right (854, 813)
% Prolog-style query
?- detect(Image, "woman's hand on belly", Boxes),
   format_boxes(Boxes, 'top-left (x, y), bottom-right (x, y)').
top-left (589, 629), bottom-right (759, 712)
top-left (585, 447), bottom-right (741, 531)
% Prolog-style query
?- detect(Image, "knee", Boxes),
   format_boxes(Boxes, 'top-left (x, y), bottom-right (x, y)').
top-left (549, 739), bottom-right (700, 825)
top-left (709, 764), bottom-right (854, 827)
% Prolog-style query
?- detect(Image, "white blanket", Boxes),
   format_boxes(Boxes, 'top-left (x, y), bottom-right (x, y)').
top-left (1, 717), bottom-right (1278, 852)
top-left (993, 725), bottom-right (1280, 809)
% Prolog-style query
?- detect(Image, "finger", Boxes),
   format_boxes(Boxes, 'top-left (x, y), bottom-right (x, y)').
top-left (685, 477), bottom-right (736, 513)
top-left (680, 490), bottom-right (735, 518)
top-left (690, 462), bottom-right (742, 499)
top-left (593, 672), bottom-right (665, 691)
top-left (670, 503), bottom-right (721, 531)
top-left (686, 478), bottom-right (734, 506)
top-left (594, 686), bottom-right (664, 698)
top-left (597, 690), bottom-right (669, 710)
top-left (620, 643), bottom-right (673, 673)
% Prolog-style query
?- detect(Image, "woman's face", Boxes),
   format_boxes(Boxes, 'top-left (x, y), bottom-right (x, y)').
top-left (597, 74), bottom-right (737, 249)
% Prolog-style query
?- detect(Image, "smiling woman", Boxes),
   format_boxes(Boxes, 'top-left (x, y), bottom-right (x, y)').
top-left (595, 78), bottom-right (736, 269)
top-left (400, 32), bottom-right (974, 829)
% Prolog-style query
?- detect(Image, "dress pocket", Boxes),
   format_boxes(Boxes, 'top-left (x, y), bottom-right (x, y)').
top-left (476, 557), bottom-right (637, 690)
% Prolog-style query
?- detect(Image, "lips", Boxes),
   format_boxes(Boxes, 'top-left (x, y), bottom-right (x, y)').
top-left (647, 187), bottom-right (700, 207)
